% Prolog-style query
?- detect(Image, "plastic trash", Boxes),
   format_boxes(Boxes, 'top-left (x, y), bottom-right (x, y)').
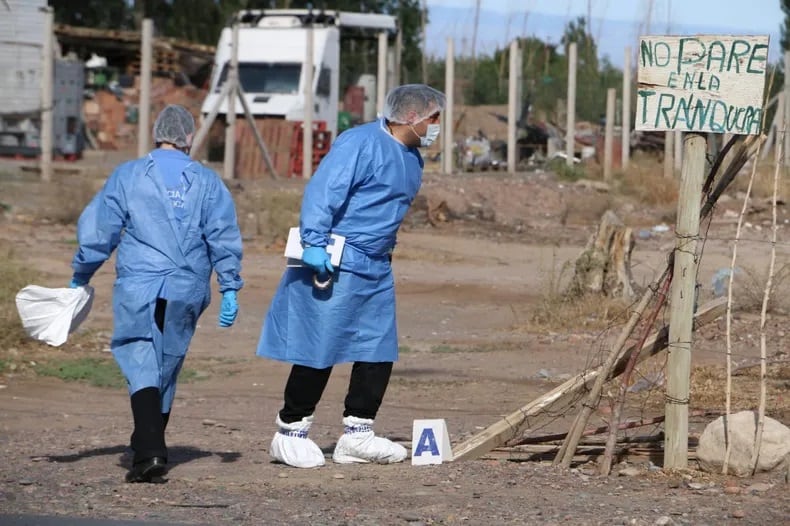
top-left (711, 267), bottom-right (740, 297)
top-left (15, 285), bottom-right (94, 347)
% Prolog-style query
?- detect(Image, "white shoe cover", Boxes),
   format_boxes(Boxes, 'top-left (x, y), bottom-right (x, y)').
top-left (332, 416), bottom-right (408, 464)
top-left (269, 414), bottom-right (325, 468)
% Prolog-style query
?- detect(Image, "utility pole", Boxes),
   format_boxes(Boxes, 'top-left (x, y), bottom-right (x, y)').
top-left (470, 0), bottom-right (481, 65)
top-left (622, 46), bottom-right (632, 170)
top-left (302, 20), bottom-right (314, 180)
top-left (565, 42), bottom-right (577, 167)
top-left (223, 23), bottom-right (239, 180)
top-left (40, 7), bottom-right (54, 182)
top-left (420, 0), bottom-right (427, 84)
top-left (507, 39), bottom-right (519, 174)
top-left (138, 19), bottom-right (153, 158)
top-left (377, 32), bottom-right (388, 115)
top-left (443, 38), bottom-right (455, 175)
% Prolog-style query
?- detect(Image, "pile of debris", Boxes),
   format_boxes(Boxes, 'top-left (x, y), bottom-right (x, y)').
top-left (83, 77), bottom-right (207, 150)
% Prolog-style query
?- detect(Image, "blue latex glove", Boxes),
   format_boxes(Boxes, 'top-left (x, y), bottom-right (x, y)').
top-left (301, 246), bottom-right (334, 275)
top-left (218, 290), bottom-right (239, 327)
top-left (69, 273), bottom-right (91, 288)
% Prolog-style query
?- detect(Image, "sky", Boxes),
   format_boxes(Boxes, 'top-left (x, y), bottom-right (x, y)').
top-left (424, 0), bottom-right (785, 66)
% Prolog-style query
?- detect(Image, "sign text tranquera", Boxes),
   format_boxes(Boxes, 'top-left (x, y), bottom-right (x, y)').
top-left (635, 35), bottom-right (769, 135)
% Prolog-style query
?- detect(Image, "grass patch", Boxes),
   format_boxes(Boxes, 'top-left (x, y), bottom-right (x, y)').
top-left (736, 263), bottom-right (790, 314)
top-left (37, 178), bottom-right (97, 225)
top-left (547, 158), bottom-right (587, 182)
top-left (37, 357), bottom-right (126, 388)
top-left (234, 186), bottom-right (303, 242)
top-left (522, 251), bottom-right (630, 332)
top-left (730, 159), bottom-right (790, 200)
top-left (35, 356), bottom-right (206, 388)
top-left (0, 242), bottom-right (39, 350)
top-left (614, 153), bottom-right (679, 206)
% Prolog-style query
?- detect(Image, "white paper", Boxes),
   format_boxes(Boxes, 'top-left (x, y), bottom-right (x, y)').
top-left (284, 227), bottom-right (346, 268)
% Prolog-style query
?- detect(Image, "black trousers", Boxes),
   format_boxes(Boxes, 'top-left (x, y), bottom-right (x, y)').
top-left (129, 298), bottom-right (170, 464)
top-left (279, 361), bottom-right (393, 424)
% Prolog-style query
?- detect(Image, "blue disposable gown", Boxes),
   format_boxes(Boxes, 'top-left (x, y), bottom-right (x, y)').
top-left (72, 154), bottom-right (243, 410)
top-left (257, 119), bottom-right (423, 368)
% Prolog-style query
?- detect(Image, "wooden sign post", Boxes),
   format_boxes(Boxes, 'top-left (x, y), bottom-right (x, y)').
top-left (635, 35), bottom-right (769, 469)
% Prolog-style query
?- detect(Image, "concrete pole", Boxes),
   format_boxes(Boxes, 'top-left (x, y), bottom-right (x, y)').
top-left (302, 23), bottom-right (315, 180)
top-left (138, 19), bottom-right (153, 158)
top-left (565, 42), bottom-right (577, 167)
top-left (622, 46), bottom-right (632, 171)
top-left (223, 23), bottom-right (239, 180)
top-left (443, 37), bottom-right (455, 175)
top-left (507, 39), bottom-right (519, 174)
top-left (674, 131), bottom-right (683, 174)
top-left (377, 31), bottom-right (388, 115)
top-left (394, 29), bottom-right (403, 87)
top-left (664, 132), bottom-right (706, 470)
top-left (603, 88), bottom-right (616, 182)
top-left (784, 51), bottom-right (790, 167)
top-left (777, 94), bottom-right (786, 157)
top-left (40, 8), bottom-right (54, 182)
top-left (777, 94), bottom-right (785, 165)
top-left (663, 131), bottom-right (674, 179)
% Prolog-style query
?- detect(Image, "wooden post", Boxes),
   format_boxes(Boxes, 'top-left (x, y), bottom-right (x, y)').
top-left (777, 94), bottom-right (786, 157)
top-left (784, 51), bottom-right (790, 167)
top-left (40, 8), bottom-right (54, 182)
top-left (303, 23), bottom-right (314, 180)
top-left (622, 46), bottom-right (632, 170)
top-left (565, 42), bottom-right (577, 167)
top-left (138, 18), bottom-right (153, 158)
top-left (507, 39), bottom-right (518, 174)
top-left (664, 132), bottom-right (707, 470)
top-left (443, 37), bottom-right (455, 175)
top-left (603, 88), bottom-right (616, 181)
top-left (223, 23), bottom-right (239, 180)
top-left (393, 29), bottom-right (402, 87)
top-left (377, 31), bottom-right (387, 115)
top-left (674, 131), bottom-right (683, 173)
top-left (663, 131), bottom-right (674, 178)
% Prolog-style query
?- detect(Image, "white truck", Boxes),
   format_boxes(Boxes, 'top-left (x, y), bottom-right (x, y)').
top-left (200, 9), bottom-right (397, 141)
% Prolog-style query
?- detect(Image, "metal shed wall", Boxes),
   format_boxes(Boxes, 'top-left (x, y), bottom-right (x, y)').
top-left (0, 0), bottom-right (47, 114)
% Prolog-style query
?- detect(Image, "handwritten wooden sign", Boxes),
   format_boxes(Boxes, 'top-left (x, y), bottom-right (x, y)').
top-left (635, 35), bottom-right (769, 135)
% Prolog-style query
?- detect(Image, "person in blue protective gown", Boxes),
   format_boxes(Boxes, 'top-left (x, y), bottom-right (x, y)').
top-left (69, 105), bottom-right (243, 482)
top-left (256, 84), bottom-right (446, 468)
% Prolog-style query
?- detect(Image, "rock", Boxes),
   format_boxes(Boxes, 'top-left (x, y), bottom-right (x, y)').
top-left (654, 517), bottom-right (674, 526)
top-left (731, 509), bottom-right (745, 519)
top-left (618, 467), bottom-right (642, 477)
top-left (686, 482), bottom-right (706, 490)
top-left (696, 411), bottom-right (790, 477)
top-left (202, 419), bottom-right (217, 426)
top-left (333, 473), bottom-right (345, 479)
top-left (723, 485), bottom-right (740, 495)
top-left (744, 482), bottom-right (773, 493)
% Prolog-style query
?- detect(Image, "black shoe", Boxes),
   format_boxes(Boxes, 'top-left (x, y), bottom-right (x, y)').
top-left (125, 456), bottom-right (167, 483)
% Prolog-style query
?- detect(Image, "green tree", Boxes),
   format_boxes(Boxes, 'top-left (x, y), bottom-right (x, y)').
top-left (781, 0), bottom-right (790, 50)
top-left (51, 0), bottom-right (131, 29)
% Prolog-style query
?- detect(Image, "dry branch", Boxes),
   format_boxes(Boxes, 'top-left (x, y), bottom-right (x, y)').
top-left (599, 274), bottom-right (672, 475)
top-left (451, 298), bottom-right (726, 461)
top-left (553, 266), bottom-right (670, 469)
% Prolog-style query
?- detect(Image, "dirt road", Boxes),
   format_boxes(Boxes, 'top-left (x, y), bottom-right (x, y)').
top-left (1, 165), bottom-right (788, 525)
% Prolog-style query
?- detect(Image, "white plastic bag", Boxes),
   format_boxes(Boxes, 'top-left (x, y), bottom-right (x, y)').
top-left (15, 285), bottom-right (95, 347)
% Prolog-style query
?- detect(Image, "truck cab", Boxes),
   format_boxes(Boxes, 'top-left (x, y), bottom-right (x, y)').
top-left (201, 9), bottom-right (397, 141)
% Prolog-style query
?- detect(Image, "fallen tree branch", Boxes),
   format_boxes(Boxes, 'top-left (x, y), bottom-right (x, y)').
top-left (451, 298), bottom-right (727, 461)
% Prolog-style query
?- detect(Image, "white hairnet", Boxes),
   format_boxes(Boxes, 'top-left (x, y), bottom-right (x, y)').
top-left (382, 84), bottom-right (446, 125)
top-left (153, 105), bottom-right (195, 148)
